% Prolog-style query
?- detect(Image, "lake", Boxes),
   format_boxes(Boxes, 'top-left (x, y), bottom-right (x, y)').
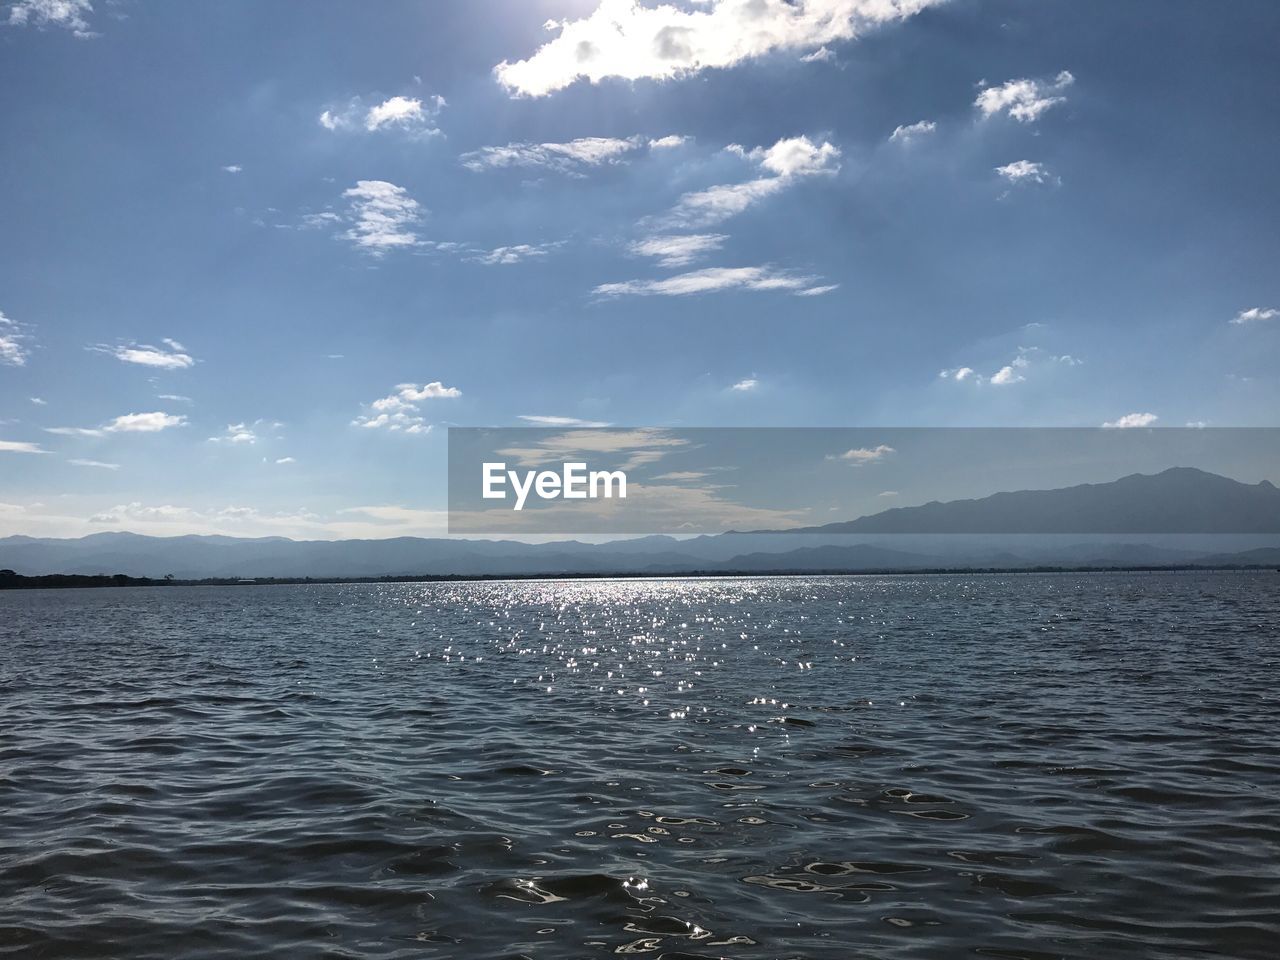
top-left (1, 572), bottom-right (1277, 958)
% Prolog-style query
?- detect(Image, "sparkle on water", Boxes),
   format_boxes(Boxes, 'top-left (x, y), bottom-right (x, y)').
top-left (1, 572), bottom-right (1277, 958)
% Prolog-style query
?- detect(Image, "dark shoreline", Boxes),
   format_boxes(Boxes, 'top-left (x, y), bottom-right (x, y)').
top-left (2, 564), bottom-right (1276, 590)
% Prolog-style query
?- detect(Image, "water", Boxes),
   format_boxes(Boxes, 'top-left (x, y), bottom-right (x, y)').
top-left (1, 572), bottom-right (1278, 959)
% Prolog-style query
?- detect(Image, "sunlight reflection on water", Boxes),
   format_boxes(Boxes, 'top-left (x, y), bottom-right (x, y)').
top-left (1, 572), bottom-right (1278, 959)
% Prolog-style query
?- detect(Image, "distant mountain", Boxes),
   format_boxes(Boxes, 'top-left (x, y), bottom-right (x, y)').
top-left (2, 469), bottom-right (1278, 579)
top-left (787, 468), bottom-right (1280, 534)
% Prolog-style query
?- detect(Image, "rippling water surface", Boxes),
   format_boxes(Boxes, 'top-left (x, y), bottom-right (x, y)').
top-left (2, 572), bottom-right (1278, 959)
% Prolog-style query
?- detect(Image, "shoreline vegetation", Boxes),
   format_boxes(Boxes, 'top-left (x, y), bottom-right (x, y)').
top-left (1, 565), bottom-right (1276, 590)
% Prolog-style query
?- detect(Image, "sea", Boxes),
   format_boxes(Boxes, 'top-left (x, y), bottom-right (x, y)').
top-left (1, 572), bottom-right (1277, 959)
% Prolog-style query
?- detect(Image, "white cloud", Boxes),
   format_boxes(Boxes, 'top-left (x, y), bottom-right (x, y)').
top-left (1102, 412), bottom-right (1158, 429)
top-left (996, 160), bottom-right (1051, 185)
top-left (355, 381), bottom-right (460, 433)
top-left (629, 233), bottom-right (727, 267)
top-left (365, 95), bottom-right (437, 131)
top-left (45, 426), bottom-right (105, 437)
top-left (989, 363), bottom-right (1024, 385)
top-left (795, 284), bottom-right (839, 296)
top-left (69, 458), bottom-right (118, 470)
top-left (49, 412), bottom-right (185, 436)
top-left (801, 45), bottom-right (836, 63)
top-left (976, 71), bottom-right (1074, 122)
top-left (49, 412), bottom-right (184, 437)
top-left (756, 136), bottom-right (841, 177)
top-left (878, 490), bottom-right (899, 497)
top-left (320, 93), bottom-right (445, 136)
top-left (275, 457), bottom-right (295, 465)
top-left (100, 340), bottom-right (195, 370)
top-left (594, 264), bottom-right (822, 298)
top-left (397, 381), bottom-right (462, 401)
top-left (889, 119), bottom-right (936, 143)
top-left (828, 444), bottom-right (894, 464)
top-left (942, 348), bottom-right (1075, 386)
top-left (342, 180), bottom-right (423, 253)
top-left (664, 176), bottom-right (789, 228)
top-left (730, 378), bottom-right (759, 392)
top-left (0, 439), bottom-right (46, 454)
top-left (460, 135), bottom-right (679, 175)
top-left (494, 0), bottom-right (945, 97)
top-left (467, 243), bottom-right (561, 265)
top-left (659, 135), bottom-right (839, 228)
top-left (221, 164), bottom-right (243, 174)
top-left (0, 310), bottom-right (31, 366)
top-left (354, 412), bottom-right (433, 434)
top-left (30, 397), bottom-right (46, 405)
top-left (106, 412), bottom-right (187, 433)
top-left (494, 427), bottom-right (690, 471)
top-left (519, 415), bottom-right (611, 427)
top-left (7, 0), bottom-right (95, 37)
top-left (652, 470), bottom-right (707, 481)
top-left (209, 422), bottom-right (258, 444)
top-left (1231, 307), bottom-right (1278, 325)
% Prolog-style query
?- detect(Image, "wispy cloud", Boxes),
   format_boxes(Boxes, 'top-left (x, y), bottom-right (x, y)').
top-left (495, 428), bottom-right (689, 471)
top-left (7, 0), bottom-right (95, 38)
top-left (208, 422), bottom-right (264, 444)
top-left (69, 458), bottom-right (119, 470)
top-left (275, 457), bottom-right (295, 465)
top-left (730, 378), bottom-right (759, 392)
top-left (594, 265), bottom-right (823, 299)
top-left (801, 45), bottom-right (836, 63)
top-left (1102, 412), bottom-right (1158, 429)
top-left (460, 135), bottom-right (681, 176)
top-left (629, 233), bottom-right (727, 268)
top-left (96, 339), bottom-right (195, 370)
top-left (0, 439), bottom-right (47, 454)
top-left (889, 120), bottom-right (936, 143)
top-left (658, 135), bottom-right (840, 228)
top-left (354, 382), bottom-right (461, 433)
top-left (47, 411), bottom-right (187, 437)
top-left (0, 310), bottom-right (32, 366)
top-left (320, 93), bottom-right (445, 136)
top-left (976, 71), bottom-right (1074, 122)
top-left (221, 164), bottom-right (243, 174)
top-left (342, 180), bottom-right (423, 254)
top-left (467, 242), bottom-right (562, 265)
top-left (1230, 306), bottom-right (1277, 325)
top-left (30, 397), bottom-right (46, 405)
top-left (519, 415), bottom-right (611, 427)
top-left (493, 0), bottom-right (945, 97)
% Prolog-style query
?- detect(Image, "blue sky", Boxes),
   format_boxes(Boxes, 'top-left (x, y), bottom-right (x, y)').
top-left (1, 0), bottom-right (1278, 539)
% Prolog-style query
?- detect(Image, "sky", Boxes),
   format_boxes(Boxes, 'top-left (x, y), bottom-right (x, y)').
top-left (1, 0), bottom-right (1278, 540)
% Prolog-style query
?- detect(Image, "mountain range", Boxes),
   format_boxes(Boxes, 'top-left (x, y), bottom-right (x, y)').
top-left (3, 468), bottom-right (1278, 579)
